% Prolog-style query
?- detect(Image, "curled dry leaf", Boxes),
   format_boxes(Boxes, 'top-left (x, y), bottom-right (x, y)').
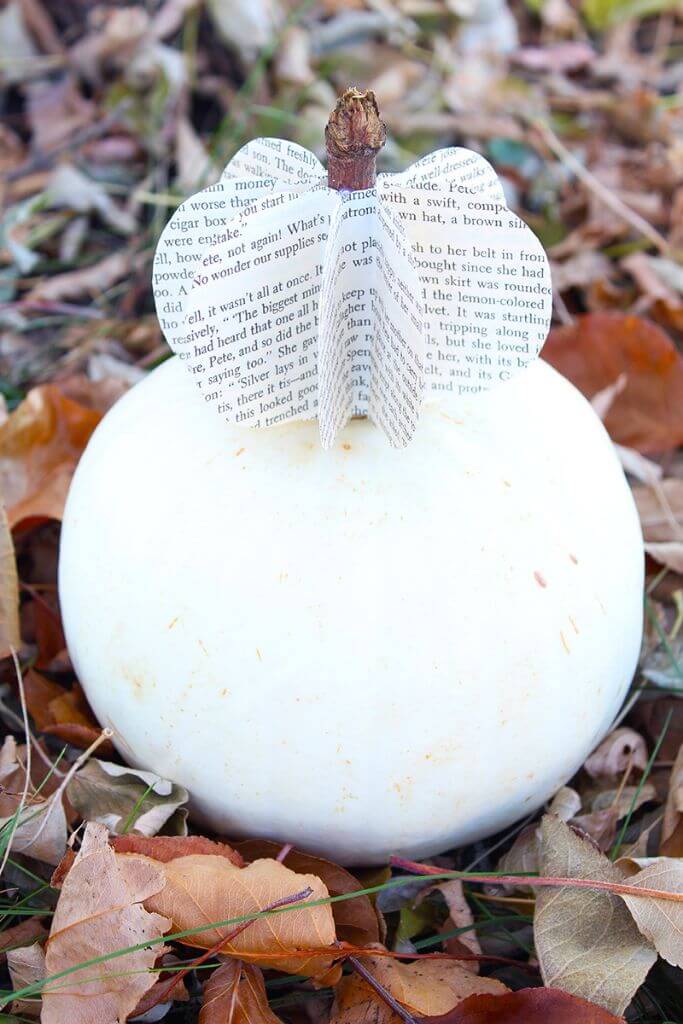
top-left (0, 385), bottom-right (101, 529)
top-left (661, 743), bottom-right (683, 856)
top-left (24, 249), bottom-right (134, 304)
top-left (236, 838), bottom-right (380, 946)
top-left (330, 954), bottom-right (507, 1024)
top-left (534, 816), bottom-right (656, 1015)
top-left (423, 987), bottom-right (626, 1023)
top-left (42, 821), bottom-right (170, 1024)
top-left (140, 855), bottom-right (338, 978)
top-left (584, 728), bottom-right (648, 780)
top-left (542, 312), bottom-right (683, 452)
top-left (619, 858), bottom-right (683, 968)
top-left (113, 833), bottom-right (244, 864)
top-left (425, 880), bottom-right (480, 968)
top-left (0, 736), bottom-right (67, 865)
top-left (67, 758), bottom-right (189, 837)
top-left (199, 960), bottom-right (283, 1024)
top-left (0, 502), bottom-right (20, 657)
top-left (24, 670), bottom-right (112, 754)
top-left (6, 941), bottom-right (46, 1017)
top-left (0, 918), bottom-right (48, 963)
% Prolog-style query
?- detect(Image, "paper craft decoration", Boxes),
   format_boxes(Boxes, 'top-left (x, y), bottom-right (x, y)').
top-left (153, 131), bottom-right (552, 449)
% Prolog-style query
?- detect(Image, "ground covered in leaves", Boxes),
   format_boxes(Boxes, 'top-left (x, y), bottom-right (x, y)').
top-left (2, 0), bottom-right (683, 1022)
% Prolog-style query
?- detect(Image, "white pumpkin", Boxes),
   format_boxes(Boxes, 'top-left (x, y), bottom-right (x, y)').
top-left (59, 356), bottom-right (643, 864)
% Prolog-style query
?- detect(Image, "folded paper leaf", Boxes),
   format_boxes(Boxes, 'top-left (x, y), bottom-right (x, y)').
top-left (153, 137), bottom-right (552, 448)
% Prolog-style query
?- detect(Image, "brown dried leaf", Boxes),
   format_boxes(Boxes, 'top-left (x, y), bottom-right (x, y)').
top-left (24, 250), bottom-right (134, 304)
top-left (584, 729), bottom-right (648, 780)
top-left (24, 670), bottom-right (112, 754)
top-left (199, 961), bottom-right (283, 1024)
top-left (542, 312), bottom-right (683, 452)
top-left (534, 816), bottom-right (656, 1015)
top-left (331, 955), bottom-right (507, 1024)
top-left (422, 987), bottom-right (626, 1023)
top-left (0, 918), bottom-right (48, 963)
top-left (0, 386), bottom-right (101, 529)
top-left (43, 822), bottom-right (170, 1024)
top-left (140, 855), bottom-right (338, 978)
top-left (6, 941), bottom-right (46, 1017)
top-left (661, 743), bottom-right (683, 856)
top-left (0, 736), bottom-right (67, 865)
top-left (236, 838), bottom-right (380, 946)
top-left (0, 502), bottom-right (20, 657)
top-left (427, 880), bottom-right (480, 968)
top-left (620, 858), bottom-right (683, 967)
top-left (114, 833), bottom-right (244, 864)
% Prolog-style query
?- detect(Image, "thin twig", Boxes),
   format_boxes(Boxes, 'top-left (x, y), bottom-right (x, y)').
top-left (390, 856), bottom-right (683, 903)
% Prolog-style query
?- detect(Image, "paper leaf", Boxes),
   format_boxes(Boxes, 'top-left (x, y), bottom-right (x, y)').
top-left (154, 139), bottom-right (550, 448)
top-left (330, 954), bottom-right (507, 1024)
top-left (42, 822), bottom-right (170, 1024)
top-left (67, 758), bottom-right (189, 836)
top-left (422, 987), bottom-right (626, 1023)
top-left (140, 854), bottom-right (337, 977)
top-left (619, 858), bottom-right (683, 968)
top-left (377, 176), bottom-right (551, 401)
top-left (199, 961), bottom-right (283, 1024)
top-left (534, 815), bottom-right (656, 1015)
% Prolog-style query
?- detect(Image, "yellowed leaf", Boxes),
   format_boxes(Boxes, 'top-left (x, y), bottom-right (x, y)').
top-left (43, 822), bottom-right (170, 1024)
top-left (330, 954), bottom-right (507, 1024)
top-left (0, 502), bottom-right (19, 657)
top-left (140, 855), bottom-right (338, 978)
top-left (199, 961), bottom-right (283, 1024)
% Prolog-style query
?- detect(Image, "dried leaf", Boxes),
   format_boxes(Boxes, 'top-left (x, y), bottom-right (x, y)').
top-left (141, 855), bottom-right (337, 978)
top-left (24, 250), bottom-right (134, 304)
top-left (43, 822), bottom-right (170, 1024)
top-left (0, 386), bottom-right (101, 528)
top-left (534, 816), bottom-right (656, 1015)
top-left (620, 858), bottom-right (683, 968)
top-left (0, 919), bottom-right (48, 963)
top-left (0, 736), bottom-right (67, 865)
top-left (113, 833), bottom-right (244, 864)
top-left (584, 728), bottom-right (648, 780)
top-left (23, 670), bottom-right (112, 753)
top-left (236, 838), bottom-right (380, 946)
top-left (423, 987), bottom-right (626, 1023)
top-left (199, 961), bottom-right (283, 1024)
top-left (542, 312), bottom-right (683, 452)
top-left (330, 955), bottom-right (507, 1024)
top-left (46, 164), bottom-right (135, 235)
top-left (6, 942), bottom-right (45, 1017)
top-left (0, 502), bottom-right (20, 657)
top-left (67, 759), bottom-right (189, 837)
top-left (661, 743), bottom-right (683, 856)
top-left (427, 880), bottom-right (480, 967)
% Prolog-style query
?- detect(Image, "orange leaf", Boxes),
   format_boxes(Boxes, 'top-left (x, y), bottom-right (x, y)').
top-left (0, 384), bottom-right (101, 529)
top-left (420, 988), bottom-right (625, 1023)
top-left (23, 669), bottom-right (112, 754)
top-left (0, 503), bottom-right (20, 658)
top-left (137, 854), bottom-right (338, 978)
top-left (542, 312), bottom-right (683, 452)
top-left (330, 954), bottom-right (507, 1024)
top-left (112, 834), bottom-right (244, 866)
top-left (236, 838), bottom-right (380, 946)
top-left (199, 961), bottom-right (283, 1024)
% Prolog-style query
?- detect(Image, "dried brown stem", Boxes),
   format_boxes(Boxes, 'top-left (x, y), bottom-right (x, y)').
top-left (326, 88), bottom-right (386, 191)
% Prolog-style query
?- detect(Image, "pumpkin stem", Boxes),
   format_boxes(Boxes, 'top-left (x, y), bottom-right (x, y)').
top-left (325, 87), bottom-right (387, 191)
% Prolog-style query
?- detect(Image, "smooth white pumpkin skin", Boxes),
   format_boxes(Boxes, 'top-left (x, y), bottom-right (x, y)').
top-left (59, 358), bottom-right (643, 864)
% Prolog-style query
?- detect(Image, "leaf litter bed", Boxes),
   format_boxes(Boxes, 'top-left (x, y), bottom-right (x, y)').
top-left (2, 0), bottom-right (683, 1021)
